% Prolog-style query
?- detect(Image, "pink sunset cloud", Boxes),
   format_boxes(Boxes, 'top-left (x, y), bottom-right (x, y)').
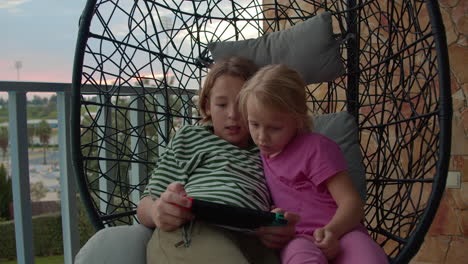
top-left (0, 60), bottom-right (8, 67)
top-left (0, 56), bottom-right (73, 83)
top-left (0, 67), bottom-right (72, 83)
top-left (22, 71), bottom-right (72, 83)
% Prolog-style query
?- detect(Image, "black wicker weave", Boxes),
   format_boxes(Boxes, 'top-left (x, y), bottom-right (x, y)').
top-left (71, 1), bottom-right (452, 263)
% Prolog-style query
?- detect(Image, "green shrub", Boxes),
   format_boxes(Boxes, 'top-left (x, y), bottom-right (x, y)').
top-left (0, 203), bottom-right (95, 259)
top-left (0, 220), bottom-right (16, 260)
top-left (33, 214), bottom-right (64, 256)
top-left (0, 164), bottom-right (12, 220)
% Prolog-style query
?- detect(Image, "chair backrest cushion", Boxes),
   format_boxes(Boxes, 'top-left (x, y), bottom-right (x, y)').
top-left (208, 11), bottom-right (344, 84)
top-left (313, 112), bottom-right (366, 201)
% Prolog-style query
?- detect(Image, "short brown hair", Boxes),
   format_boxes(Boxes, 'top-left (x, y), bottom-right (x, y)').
top-left (198, 56), bottom-right (258, 123)
top-left (239, 64), bottom-right (312, 132)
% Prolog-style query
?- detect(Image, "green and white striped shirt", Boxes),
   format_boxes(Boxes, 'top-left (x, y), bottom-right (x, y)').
top-left (142, 125), bottom-right (271, 211)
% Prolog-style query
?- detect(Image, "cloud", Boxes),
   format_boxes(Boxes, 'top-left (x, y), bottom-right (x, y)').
top-left (0, 0), bottom-right (30, 9)
top-left (0, 60), bottom-right (10, 68)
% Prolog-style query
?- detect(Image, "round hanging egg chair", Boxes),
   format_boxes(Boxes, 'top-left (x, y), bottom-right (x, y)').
top-left (71, 0), bottom-right (452, 263)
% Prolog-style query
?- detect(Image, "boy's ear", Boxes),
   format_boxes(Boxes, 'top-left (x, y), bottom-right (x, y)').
top-left (204, 98), bottom-right (211, 116)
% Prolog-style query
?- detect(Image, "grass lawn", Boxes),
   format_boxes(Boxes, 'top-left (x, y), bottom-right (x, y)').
top-left (2, 255), bottom-right (63, 264)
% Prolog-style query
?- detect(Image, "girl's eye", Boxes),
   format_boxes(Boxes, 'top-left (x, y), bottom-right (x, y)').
top-left (216, 104), bottom-right (226, 107)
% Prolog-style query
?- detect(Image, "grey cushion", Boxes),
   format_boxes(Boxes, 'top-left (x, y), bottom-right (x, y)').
top-left (74, 224), bottom-right (153, 264)
top-left (208, 12), bottom-right (344, 85)
top-left (313, 112), bottom-right (367, 201)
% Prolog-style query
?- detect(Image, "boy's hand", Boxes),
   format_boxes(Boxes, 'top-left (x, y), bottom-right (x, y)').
top-left (255, 208), bottom-right (300, 249)
top-left (151, 182), bottom-right (193, 231)
top-left (313, 227), bottom-right (340, 260)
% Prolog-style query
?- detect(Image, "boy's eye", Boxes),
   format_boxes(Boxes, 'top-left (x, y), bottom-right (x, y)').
top-left (216, 103), bottom-right (226, 107)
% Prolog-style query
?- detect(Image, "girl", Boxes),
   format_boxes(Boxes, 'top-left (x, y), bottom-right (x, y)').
top-left (239, 64), bottom-right (389, 264)
top-left (137, 57), bottom-right (297, 264)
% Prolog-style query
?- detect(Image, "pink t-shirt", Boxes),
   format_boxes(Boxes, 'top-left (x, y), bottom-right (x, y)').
top-left (261, 132), bottom-right (347, 235)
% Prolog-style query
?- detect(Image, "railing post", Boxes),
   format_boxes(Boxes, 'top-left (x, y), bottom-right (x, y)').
top-left (130, 95), bottom-right (146, 217)
top-left (9, 91), bottom-right (34, 264)
top-left (97, 95), bottom-right (116, 219)
top-left (181, 94), bottom-right (192, 125)
top-left (57, 91), bottom-right (79, 263)
top-left (156, 94), bottom-right (168, 155)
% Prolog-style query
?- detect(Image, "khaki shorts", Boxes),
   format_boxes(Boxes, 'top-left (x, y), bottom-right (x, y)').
top-left (147, 221), bottom-right (280, 264)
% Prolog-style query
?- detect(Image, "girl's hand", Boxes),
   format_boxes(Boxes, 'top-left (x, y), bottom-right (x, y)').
top-left (313, 227), bottom-right (340, 260)
top-left (151, 182), bottom-right (193, 231)
top-left (255, 208), bottom-right (300, 249)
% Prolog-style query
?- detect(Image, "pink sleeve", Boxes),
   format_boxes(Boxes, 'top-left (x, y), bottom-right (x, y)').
top-left (308, 136), bottom-right (347, 186)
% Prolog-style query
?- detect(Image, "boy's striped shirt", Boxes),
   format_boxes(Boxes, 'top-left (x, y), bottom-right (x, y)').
top-left (142, 125), bottom-right (271, 211)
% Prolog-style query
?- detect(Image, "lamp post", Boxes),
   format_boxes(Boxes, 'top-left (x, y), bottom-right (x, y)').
top-left (160, 15), bottom-right (173, 54)
top-left (14, 61), bottom-right (22, 81)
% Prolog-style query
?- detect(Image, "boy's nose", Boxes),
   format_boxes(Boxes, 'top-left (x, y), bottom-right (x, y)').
top-left (228, 105), bottom-right (239, 119)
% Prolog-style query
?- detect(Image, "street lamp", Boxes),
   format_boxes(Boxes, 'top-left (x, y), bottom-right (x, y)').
top-left (14, 61), bottom-right (22, 81)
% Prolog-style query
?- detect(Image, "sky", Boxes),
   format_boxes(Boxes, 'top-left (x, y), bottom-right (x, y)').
top-left (0, 0), bottom-right (258, 99)
top-left (0, 0), bottom-right (86, 83)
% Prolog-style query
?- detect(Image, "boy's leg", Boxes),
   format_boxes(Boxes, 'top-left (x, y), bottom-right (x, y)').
top-left (147, 221), bottom-right (250, 264)
top-left (334, 226), bottom-right (389, 264)
top-left (280, 235), bottom-right (327, 264)
top-left (236, 232), bottom-right (280, 264)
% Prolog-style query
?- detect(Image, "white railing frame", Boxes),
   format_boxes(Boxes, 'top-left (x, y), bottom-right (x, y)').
top-left (1, 81), bottom-right (78, 264)
top-left (0, 81), bottom-right (197, 263)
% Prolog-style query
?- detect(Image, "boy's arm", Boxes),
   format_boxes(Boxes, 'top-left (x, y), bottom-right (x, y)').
top-left (137, 127), bottom-right (193, 230)
top-left (137, 196), bottom-right (156, 228)
top-left (137, 182), bottom-right (193, 231)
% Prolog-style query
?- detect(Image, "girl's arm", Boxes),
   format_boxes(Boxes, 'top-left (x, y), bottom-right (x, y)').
top-left (323, 171), bottom-right (364, 238)
top-left (255, 209), bottom-right (300, 249)
top-left (313, 171), bottom-right (363, 259)
top-left (136, 182), bottom-right (193, 231)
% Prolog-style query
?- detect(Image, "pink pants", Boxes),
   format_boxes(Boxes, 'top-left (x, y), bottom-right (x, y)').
top-left (281, 226), bottom-right (389, 264)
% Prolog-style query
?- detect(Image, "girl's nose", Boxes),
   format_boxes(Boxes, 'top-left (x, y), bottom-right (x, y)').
top-left (257, 130), bottom-right (267, 144)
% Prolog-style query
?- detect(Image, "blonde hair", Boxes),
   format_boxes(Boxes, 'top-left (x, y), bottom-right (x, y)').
top-left (198, 56), bottom-right (258, 124)
top-left (239, 64), bottom-right (313, 132)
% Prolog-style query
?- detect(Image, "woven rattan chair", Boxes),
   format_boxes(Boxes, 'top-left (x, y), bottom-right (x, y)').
top-left (71, 1), bottom-right (452, 263)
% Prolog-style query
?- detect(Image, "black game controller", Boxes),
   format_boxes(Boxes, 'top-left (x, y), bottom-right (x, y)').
top-left (185, 197), bottom-right (288, 229)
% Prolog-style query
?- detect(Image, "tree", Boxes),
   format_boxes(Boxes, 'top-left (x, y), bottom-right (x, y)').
top-left (36, 120), bottom-right (51, 164)
top-left (49, 95), bottom-right (57, 105)
top-left (30, 181), bottom-right (48, 201)
top-left (0, 127), bottom-right (8, 160)
top-left (30, 95), bottom-right (47, 106)
top-left (27, 125), bottom-right (35, 149)
top-left (0, 98), bottom-right (7, 108)
top-left (0, 164), bottom-right (12, 220)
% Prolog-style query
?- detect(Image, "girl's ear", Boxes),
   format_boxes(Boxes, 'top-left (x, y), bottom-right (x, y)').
top-left (296, 117), bottom-right (305, 133)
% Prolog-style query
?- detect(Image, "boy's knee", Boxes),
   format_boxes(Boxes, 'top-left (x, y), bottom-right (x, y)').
top-left (148, 221), bottom-right (250, 264)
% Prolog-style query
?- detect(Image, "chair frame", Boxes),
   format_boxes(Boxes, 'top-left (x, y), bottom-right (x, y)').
top-left (71, 1), bottom-right (452, 263)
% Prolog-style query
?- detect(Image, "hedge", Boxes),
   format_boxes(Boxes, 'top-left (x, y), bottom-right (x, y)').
top-left (0, 211), bottom-right (95, 259)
